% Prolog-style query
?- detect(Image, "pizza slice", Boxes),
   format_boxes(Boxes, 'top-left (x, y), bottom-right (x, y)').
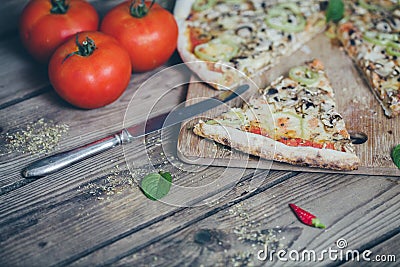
top-left (193, 59), bottom-right (360, 170)
top-left (336, 0), bottom-right (400, 117)
top-left (176, 0), bottom-right (326, 89)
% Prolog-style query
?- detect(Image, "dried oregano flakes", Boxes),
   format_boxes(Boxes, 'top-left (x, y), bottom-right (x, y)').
top-left (1, 118), bottom-right (69, 156)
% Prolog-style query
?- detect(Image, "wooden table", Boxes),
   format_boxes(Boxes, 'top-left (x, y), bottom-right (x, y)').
top-left (1, 1), bottom-right (399, 266)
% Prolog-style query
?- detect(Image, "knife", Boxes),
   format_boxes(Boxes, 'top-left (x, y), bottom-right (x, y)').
top-left (22, 84), bottom-right (249, 178)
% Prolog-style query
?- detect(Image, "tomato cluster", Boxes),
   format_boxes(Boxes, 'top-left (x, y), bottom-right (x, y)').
top-left (19, 0), bottom-right (178, 109)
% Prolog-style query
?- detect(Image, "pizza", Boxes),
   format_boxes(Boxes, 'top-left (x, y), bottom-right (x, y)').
top-left (336, 0), bottom-right (400, 117)
top-left (193, 59), bottom-right (360, 170)
top-left (176, 0), bottom-right (327, 89)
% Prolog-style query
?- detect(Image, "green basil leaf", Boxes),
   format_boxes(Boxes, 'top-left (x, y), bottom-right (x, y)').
top-left (141, 171), bottom-right (172, 201)
top-left (326, 0), bottom-right (344, 23)
top-left (392, 144), bottom-right (400, 169)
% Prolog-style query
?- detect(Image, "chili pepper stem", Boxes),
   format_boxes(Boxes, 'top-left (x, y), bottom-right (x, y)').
top-left (312, 218), bottom-right (326, 229)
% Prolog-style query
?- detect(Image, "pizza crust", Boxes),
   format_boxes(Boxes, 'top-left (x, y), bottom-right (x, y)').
top-left (194, 122), bottom-right (360, 171)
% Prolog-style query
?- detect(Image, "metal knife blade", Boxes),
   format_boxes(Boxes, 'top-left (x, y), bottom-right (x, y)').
top-left (22, 84), bottom-right (249, 178)
top-left (125, 83), bottom-right (249, 138)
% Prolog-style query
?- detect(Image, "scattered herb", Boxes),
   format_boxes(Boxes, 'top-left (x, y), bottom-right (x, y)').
top-left (392, 144), bottom-right (400, 169)
top-left (141, 171), bottom-right (172, 200)
top-left (229, 202), bottom-right (286, 248)
top-left (77, 165), bottom-right (139, 200)
top-left (326, 0), bottom-right (344, 23)
top-left (3, 118), bottom-right (69, 155)
top-left (289, 203), bottom-right (326, 229)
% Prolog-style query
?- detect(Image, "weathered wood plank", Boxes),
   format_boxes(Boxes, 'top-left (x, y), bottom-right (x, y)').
top-left (0, 0), bottom-right (30, 37)
top-left (177, 34), bottom-right (400, 176)
top-left (0, 3), bottom-right (397, 267)
top-left (0, 126), bottom-right (293, 266)
top-left (356, 234), bottom-right (399, 267)
top-left (103, 173), bottom-right (400, 267)
top-left (64, 170), bottom-right (294, 266)
top-left (340, 233), bottom-right (399, 267)
top-left (0, 53), bottom-right (185, 190)
top-left (0, 36), bottom-right (49, 108)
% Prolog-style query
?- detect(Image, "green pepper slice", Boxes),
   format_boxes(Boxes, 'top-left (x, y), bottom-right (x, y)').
top-left (289, 66), bottom-right (320, 85)
top-left (265, 3), bottom-right (306, 33)
top-left (358, 0), bottom-right (396, 11)
top-left (363, 31), bottom-right (398, 46)
top-left (274, 3), bottom-right (302, 14)
top-left (194, 39), bottom-right (239, 62)
top-left (358, 0), bottom-right (380, 10)
top-left (192, 0), bottom-right (217, 12)
top-left (205, 119), bottom-right (219, 125)
top-left (386, 41), bottom-right (400, 57)
top-left (225, 0), bottom-right (244, 3)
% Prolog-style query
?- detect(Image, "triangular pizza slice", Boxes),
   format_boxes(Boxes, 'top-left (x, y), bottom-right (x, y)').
top-left (336, 1), bottom-right (399, 117)
top-left (193, 59), bottom-right (360, 170)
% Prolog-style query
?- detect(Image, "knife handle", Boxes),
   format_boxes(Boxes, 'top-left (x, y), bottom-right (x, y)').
top-left (21, 130), bottom-right (131, 178)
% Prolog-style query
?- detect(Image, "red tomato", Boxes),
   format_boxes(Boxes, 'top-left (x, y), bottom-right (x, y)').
top-left (324, 142), bottom-right (335, 150)
top-left (286, 139), bottom-right (299, 147)
top-left (19, 0), bottom-right (99, 63)
top-left (249, 125), bottom-right (262, 135)
top-left (48, 31), bottom-right (132, 109)
top-left (301, 140), bottom-right (313, 147)
top-left (100, 1), bottom-right (178, 72)
top-left (312, 142), bottom-right (324, 149)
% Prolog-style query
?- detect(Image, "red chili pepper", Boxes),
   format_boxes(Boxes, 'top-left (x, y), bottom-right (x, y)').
top-left (289, 203), bottom-right (326, 229)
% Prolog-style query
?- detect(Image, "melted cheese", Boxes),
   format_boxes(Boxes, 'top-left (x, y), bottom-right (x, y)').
top-left (186, 0), bottom-right (325, 76)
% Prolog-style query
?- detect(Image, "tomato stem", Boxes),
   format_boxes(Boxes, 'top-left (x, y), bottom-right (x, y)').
top-left (50, 0), bottom-right (69, 14)
top-left (129, 0), bottom-right (155, 18)
top-left (63, 34), bottom-right (96, 63)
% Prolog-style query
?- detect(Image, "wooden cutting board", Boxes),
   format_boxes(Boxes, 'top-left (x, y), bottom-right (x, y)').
top-left (177, 34), bottom-right (400, 176)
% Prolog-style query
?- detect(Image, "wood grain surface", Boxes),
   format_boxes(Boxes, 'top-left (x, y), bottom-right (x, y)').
top-left (110, 173), bottom-right (400, 266)
top-left (1, 1), bottom-right (399, 266)
top-left (177, 34), bottom-right (400, 176)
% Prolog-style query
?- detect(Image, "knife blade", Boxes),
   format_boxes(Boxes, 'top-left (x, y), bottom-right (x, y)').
top-left (22, 84), bottom-right (249, 178)
top-left (127, 84), bottom-right (249, 138)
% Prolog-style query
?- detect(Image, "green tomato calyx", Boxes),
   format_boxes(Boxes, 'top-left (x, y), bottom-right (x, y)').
top-left (50, 0), bottom-right (69, 14)
top-left (130, 0), bottom-right (155, 18)
top-left (63, 35), bottom-right (97, 63)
